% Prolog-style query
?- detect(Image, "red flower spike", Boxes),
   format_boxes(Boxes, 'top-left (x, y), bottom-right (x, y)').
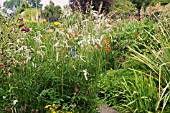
top-left (18, 18), bottom-right (23, 21)
top-left (21, 27), bottom-right (30, 32)
top-left (0, 63), bottom-right (4, 67)
top-left (18, 24), bottom-right (24, 28)
top-left (74, 86), bottom-right (78, 93)
top-left (120, 59), bottom-right (126, 62)
top-left (7, 109), bottom-right (11, 113)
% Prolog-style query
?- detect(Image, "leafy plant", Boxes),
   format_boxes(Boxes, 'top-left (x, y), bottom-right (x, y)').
top-left (128, 17), bottom-right (170, 112)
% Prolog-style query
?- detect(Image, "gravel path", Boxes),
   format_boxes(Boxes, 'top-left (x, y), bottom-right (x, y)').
top-left (98, 104), bottom-right (119, 113)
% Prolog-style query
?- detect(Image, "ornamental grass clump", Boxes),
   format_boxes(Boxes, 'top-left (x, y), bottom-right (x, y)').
top-left (128, 17), bottom-right (170, 112)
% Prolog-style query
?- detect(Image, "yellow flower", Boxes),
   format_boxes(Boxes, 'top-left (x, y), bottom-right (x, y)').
top-left (52, 104), bottom-right (56, 108)
top-left (45, 105), bottom-right (51, 109)
top-left (59, 111), bottom-right (64, 113)
top-left (58, 28), bottom-right (64, 31)
top-left (51, 110), bottom-right (56, 113)
top-left (54, 22), bottom-right (60, 26)
top-left (67, 112), bottom-right (72, 113)
top-left (42, 19), bottom-right (47, 23)
top-left (31, 20), bottom-right (37, 23)
top-left (7, 28), bottom-right (10, 31)
top-left (41, 35), bottom-right (47, 38)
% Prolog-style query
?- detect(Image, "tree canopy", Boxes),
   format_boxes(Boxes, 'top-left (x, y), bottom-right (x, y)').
top-left (69, 0), bottom-right (114, 14)
top-left (3, 0), bottom-right (42, 10)
top-left (41, 1), bottom-right (62, 22)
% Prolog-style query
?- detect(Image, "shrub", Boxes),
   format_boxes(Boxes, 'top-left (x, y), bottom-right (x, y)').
top-left (41, 1), bottom-right (62, 22)
top-left (69, 0), bottom-right (114, 14)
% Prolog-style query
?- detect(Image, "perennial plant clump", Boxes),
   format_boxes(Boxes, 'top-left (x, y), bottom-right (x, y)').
top-left (0, 3), bottom-right (170, 113)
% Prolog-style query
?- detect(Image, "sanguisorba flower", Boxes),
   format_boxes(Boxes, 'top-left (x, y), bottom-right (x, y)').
top-left (54, 22), bottom-right (60, 26)
top-left (0, 63), bottom-right (4, 67)
top-left (21, 27), bottom-right (30, 32)
top-left (18, 24), bottom-right (24, 28)
top-left (120, 59), bottom-right (126, 62)
top-left (7, 109), bottom-right (11, 113)
top-left (18, 18), bottom-right (23, 21)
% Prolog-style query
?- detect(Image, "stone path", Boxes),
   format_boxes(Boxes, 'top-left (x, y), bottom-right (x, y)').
top-left (98, 104), bottom-right (119, 113)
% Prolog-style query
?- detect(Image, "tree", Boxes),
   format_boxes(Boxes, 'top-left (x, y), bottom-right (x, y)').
top-left (3, 0), bottom-right (24, 16)
top-left (20, 8), bottom-right (41, 20)
top-left (3, 0), bottom-right (42, 16)
top-left (26, 0), bottom-right (43, 9)
top-left (14, 1), bottom-right (30, 16)
top-left (41, 1), bottom-right (62, 22)
top-left (3, 0), bottom-right (22, 10)
top-left (130, 0), bottom-right (152, 19)
top-left (69, 0), bottom-right (114, 14)
top-left (3, 0), bottom-right (42, 10)
top-left (110, 0), bottom-right (136, 14)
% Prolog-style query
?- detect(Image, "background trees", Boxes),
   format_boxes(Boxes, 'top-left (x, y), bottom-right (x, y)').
top-left (130, 0), bottom-right (152, 18)
top-left (3, 0), bottom-right (42, 16)
top-left (69, 0), bottom-right (114, 14)
top-left (26, 0), bottom-right (42, 9)
top-left (41, 1), bottom-right (62, 22)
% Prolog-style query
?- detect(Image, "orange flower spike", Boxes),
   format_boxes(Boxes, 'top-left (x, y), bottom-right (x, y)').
top-left (105, 37), bottom-right (111, 46)
top-left (105, 45), bottom-right (111, 53)
top-left (135, 34), bottom-right (140, 37)
top-left (69, 33), bottom-right (73, 39)
top-left (106, 37), bottom-right (111, 42)
top-left (43, 35), bottom-right (47, 38)
top-left (74, 34), bottom-right (78, 36)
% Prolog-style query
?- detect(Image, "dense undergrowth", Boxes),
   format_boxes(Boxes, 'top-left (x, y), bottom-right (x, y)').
top-left (0, 7), bottom-right (170, 113)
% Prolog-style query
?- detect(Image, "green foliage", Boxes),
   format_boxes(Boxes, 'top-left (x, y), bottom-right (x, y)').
top-left (14, 2), bottom-right (30, 16)
top-left (18, 8), bottom-right (41, 20)
top-left (130, 0), bottom-right (152, 18)
top-left (26, 0), bottom-right (42, 9)
top-left (3, 0), bottom-right (42, 10)
top-left (0, 3), bottom-right (170, 113)
top-left (110, 0), bottom-right (136, 14)
top-left (69, 0), bottom-right (114, 14)
top-left (97, 69), bottom-right (159, 113)
top-left (3, 0), bottom-right (22, 10)
top-left (121, 72), bottom-right (158, 112)
top-left (128, 17), bottom-right (170, 112)
top-left (41, 1), bottom-right (62, 22)
top-left (106, 19), bottom-right (155, 70)
top-left (0, 11), bottom-right (110, 112)
top-left (150, 0), bottom-right (170, 6)
top-left (97, 69), bottom-right (134, 100)
top-left (130, 0), bottom-right (151, 10)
